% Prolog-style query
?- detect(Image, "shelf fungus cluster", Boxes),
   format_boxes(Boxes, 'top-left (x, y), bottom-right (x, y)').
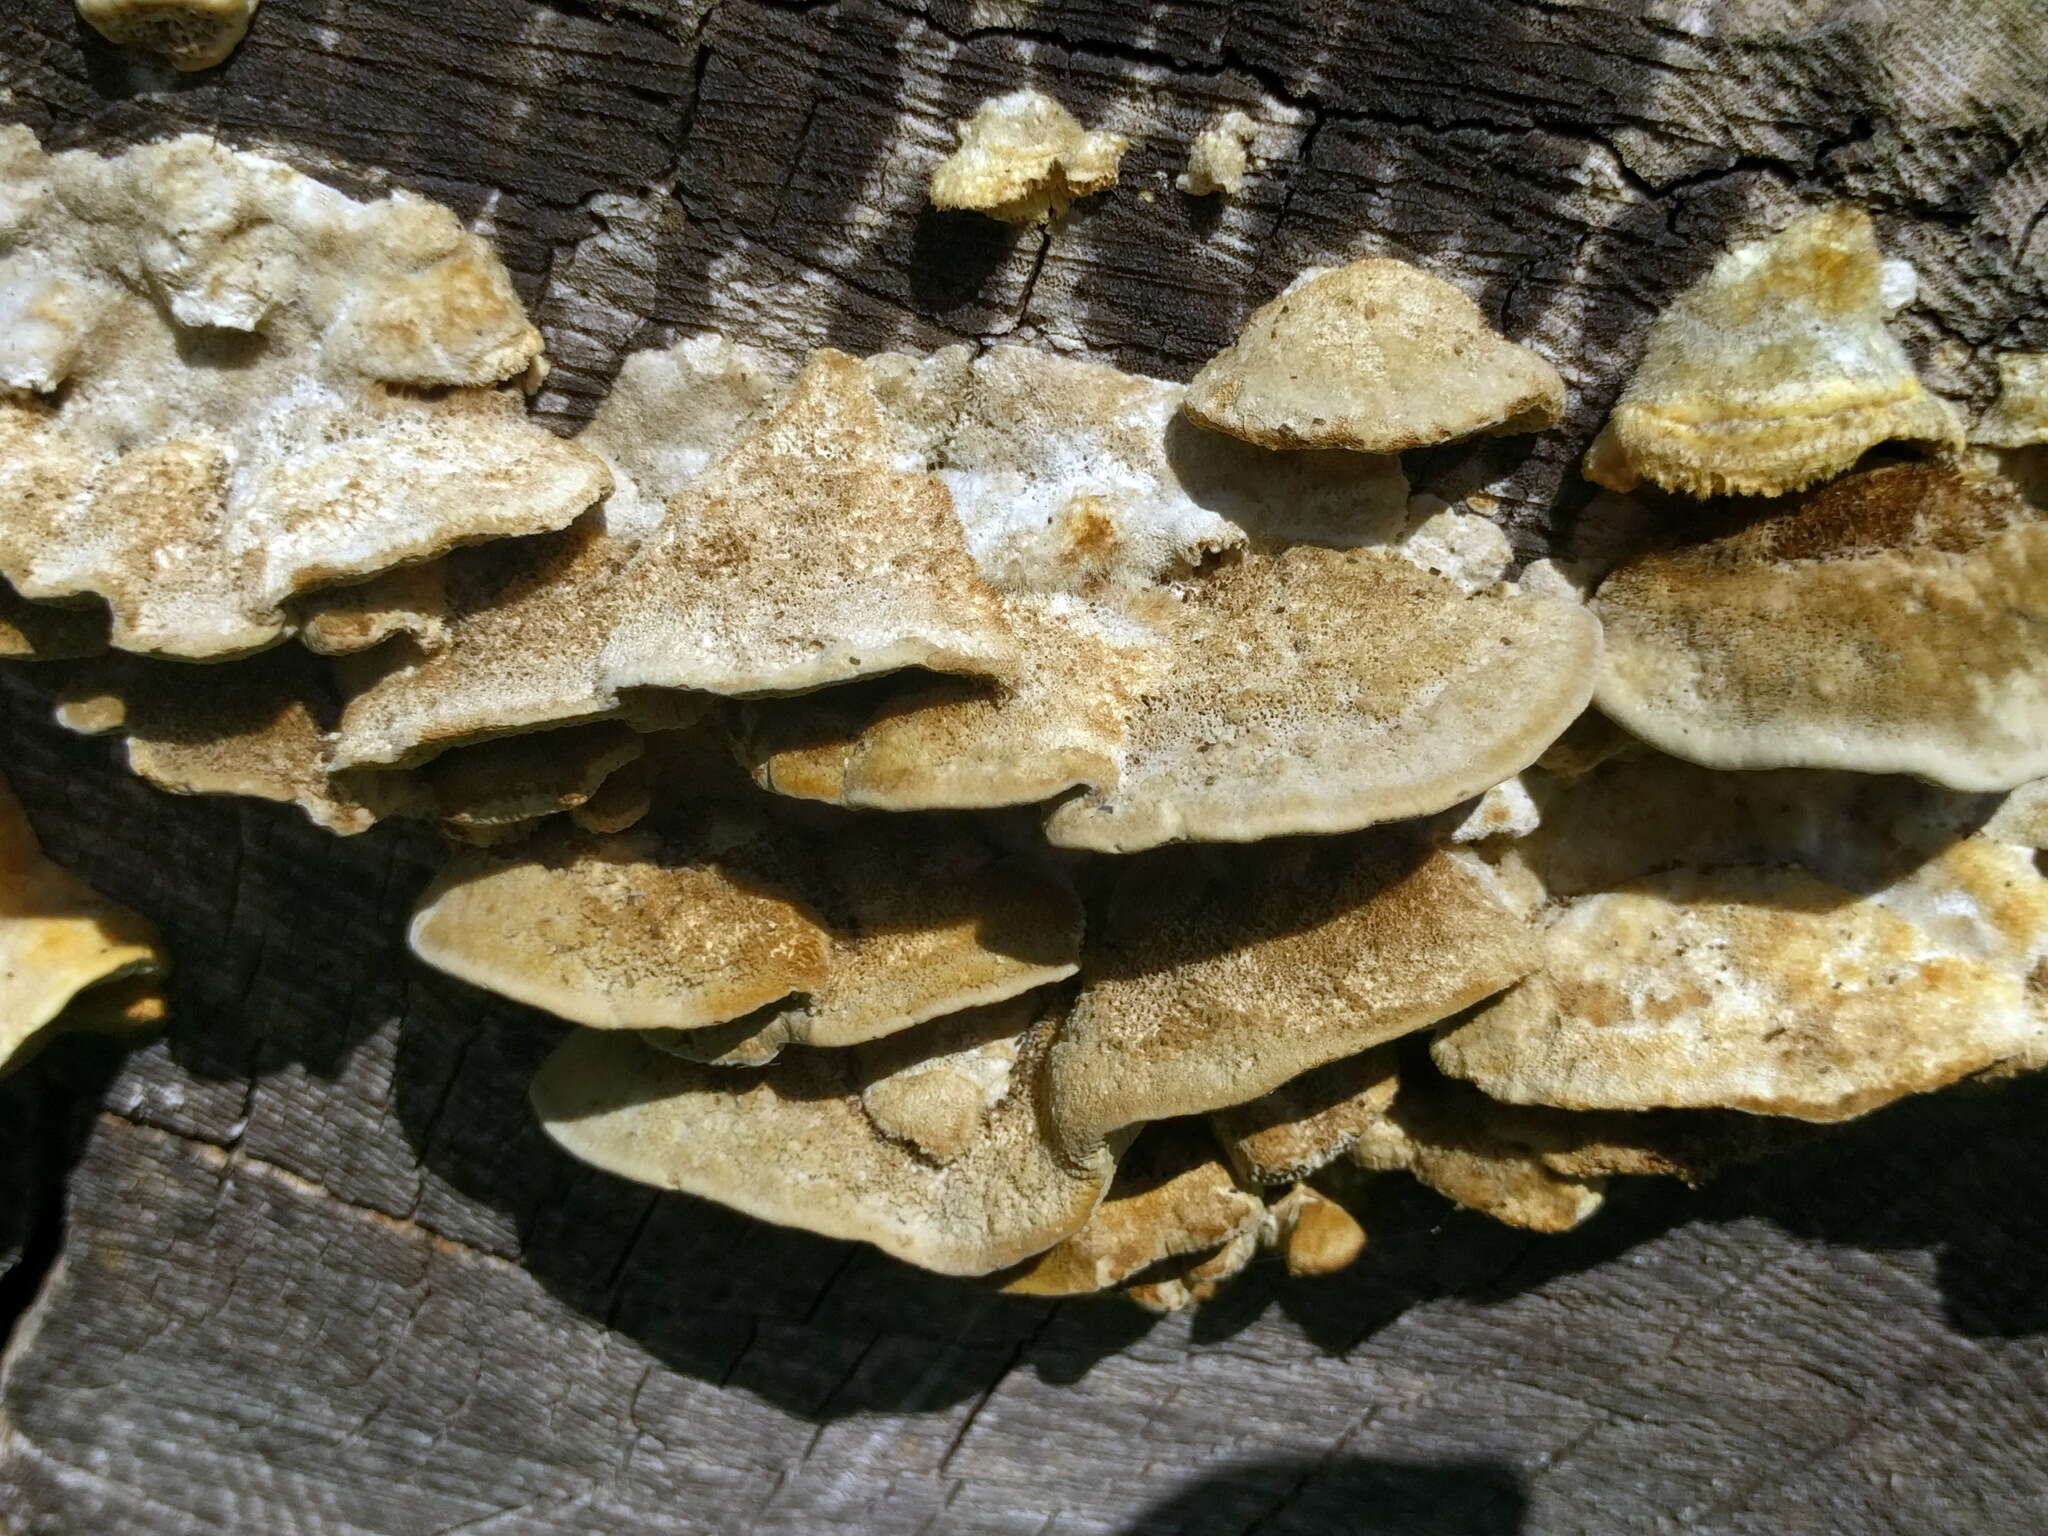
top-left (6, 137), bottom-right (2048, 1305)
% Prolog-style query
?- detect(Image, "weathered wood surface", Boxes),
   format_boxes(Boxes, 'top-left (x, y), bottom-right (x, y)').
top-left (4, 0), bottom-right (2048, 1530)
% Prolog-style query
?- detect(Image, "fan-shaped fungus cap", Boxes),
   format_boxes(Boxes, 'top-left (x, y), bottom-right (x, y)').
top-left (1045, 833), bottom-right (1538, 1163)
top-left (1974, 353), bottom-right (2048, 449)
top-left (1183, 260), bottom-right (1567, 453)
top-left (1001, 1124), bottom-right (1265, 1297)
top-left (327, 335), bottom-right (794, 770)
top-left (0, 130), bottom-right (607, 660)
top-left (1432, 840), bottom-right (2048, 1123)
top-left (1582, 205), bottom-right (1962, 497)
top-left (409, 812), bottom-right (830, 1032)
top-left (928, 90), bottom-right (1127, 224)
top-left (1263, 1182), bottom-right (1368, 1278)
top-left (1593, 462), bottom-right (2048, 790)
top-left (423, 722), bottom-right (644, 833)
top-left (1351, 1068), bottom-right (1607, 1233)
top-left (297, 562), bottom-right (449, 657)
top-left (736, 347), bottom-right (1411, 818)
top-left (530, 997), bottom-right (1119, 1276)
top-left (1043, 546), bottom-right (1600, 853)
top-left (76, 0), bottom-right (257, 71)
top-left (411, 810), bottom-right (1080, 1057)
top-left (0, 772), bottom-right (168, 1073)
top-left (53, 649), bottom-right (418, 835)
top-left (597, 350), bottom-right (1016, 699)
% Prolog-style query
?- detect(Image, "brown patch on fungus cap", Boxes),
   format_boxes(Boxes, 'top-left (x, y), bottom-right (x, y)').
top-left (1046, 832), bottom-right (1538, 1163)
top-left (0, 130), bottom-right (608, 660)
top-left (928, 90), bottom-right (1127, 224)
top-left (1593, 462), bottom-right (2048, 790)
top-left (1583, 205), bottom-right (1962, 497)
top-left (1182, 260), bottom-right (1566, 453)
top-left (1042, 546), bottom-right (1600, 853)
top-left (53, 649), bottom-right (418, 835)
top-left (75, 0), bottom-right (258, 71)
top-left (0, 771), bottom-right (168, 1073)
top-left (1432, 844), bottom-right (2048, 1124)
top-left (1000, 1123), bottom-right (1265, 1297)
top-left (1973, 354), bottom-right (2048, 450)
top-left (530, 996), bottom-right (1120, 1276)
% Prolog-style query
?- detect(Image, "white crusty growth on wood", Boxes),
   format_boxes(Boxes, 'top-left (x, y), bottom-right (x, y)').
top-left (928, 90), bottom-right (1128, 223)
top-left (0, 128), bottom-right (608, 660)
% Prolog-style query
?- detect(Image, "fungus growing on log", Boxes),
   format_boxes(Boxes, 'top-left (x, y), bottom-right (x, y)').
top-left (1583, 205), bottom-right (1962, 497)
top-left (928, 90), bottom-right (1128, 223)
top-left (75, 0), bottom-right (258, 70)
top-left (0, 130), bottom-right (608, 660)
top-left (530, 997), bottom-right (1119, 1277)
top-left (1183, 259), bottom-right (1567, 453)
top-left (1593, 463), bottom-right (2048, 790)
top-left (1975, 353), bottom-right (2048, 448)
top-left (1177, 110), bottom-right (1259, 198)
top-left (0, 771), bottom-right (168, 1074)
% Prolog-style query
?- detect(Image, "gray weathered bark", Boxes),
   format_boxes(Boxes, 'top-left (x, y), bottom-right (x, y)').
top-left (4, 0), bottom-right (2048, 1530)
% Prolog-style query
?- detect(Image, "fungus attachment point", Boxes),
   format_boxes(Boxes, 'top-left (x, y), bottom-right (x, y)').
top-left (76, 0), bottom-right (258, 71)
top-left (1183, 259), bottom-right (1566, 453)
top-left (1594, 463), bottom-right (2048, 790)
top-left (928, 90), bottom-right (1128, 224)
top-left (1583, 205), bottom-right (1962, 497)
top-left (0, 772), bottom-right (168, 1074)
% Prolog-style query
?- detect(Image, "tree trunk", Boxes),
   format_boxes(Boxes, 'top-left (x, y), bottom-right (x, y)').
top-left (4, 1), bottom-right (2048, 1530)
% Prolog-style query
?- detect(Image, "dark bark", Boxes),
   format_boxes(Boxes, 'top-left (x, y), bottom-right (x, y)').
top-left (4, 1), bottom-right (2048, 1530)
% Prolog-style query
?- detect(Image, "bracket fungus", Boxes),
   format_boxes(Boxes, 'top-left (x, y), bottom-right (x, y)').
top-left (1, 772), bottom-right (168, 1073)
top-left (1045, 832), bottom-right (1538, 1165)
top-left (75, 0), bottom-right (258, 71)
top-left (1000, 1125), bottom-right (1266, 1297)
top-left (1041, 546), bottom-right (1599, 853)
top-left (410, 806), bottom-right (1080, 1061)
top-left (0, 129), bottom-right (608, 660)
top-left (331, 342), bottom-right (1011, 773)
top-left (530, 997), bottom-right (1119, 1276)
top-left (1434, 752), bottom-right (2048, 1123)
top-left (1582, 205), bottom-right (1962, 498)
top-left (928, 90), bottom-right (1128, 224)
top-left (53, 648), bottom-right (418, 835)
top-left (1182, 260), bottom-right (1567, 453)
top-left (1593, 462), bottom-right (2048, 790)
